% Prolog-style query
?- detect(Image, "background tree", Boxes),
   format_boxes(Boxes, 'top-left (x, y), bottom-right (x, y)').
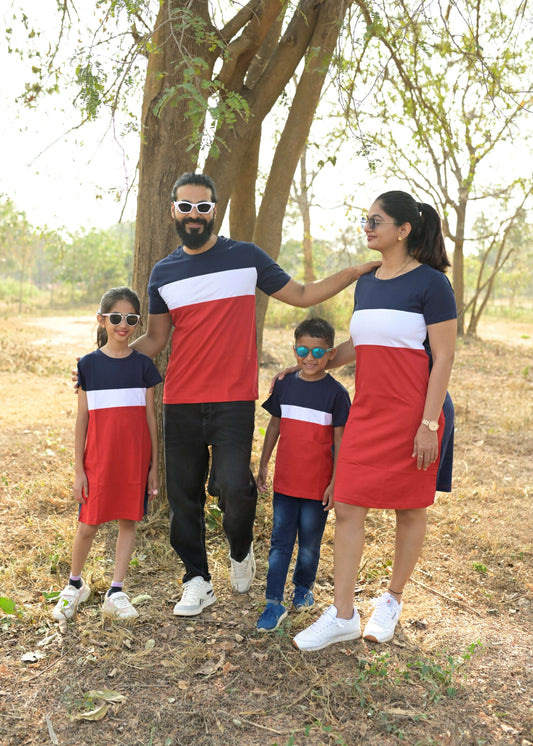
top-left (347, 0), bottom-right (533, 335)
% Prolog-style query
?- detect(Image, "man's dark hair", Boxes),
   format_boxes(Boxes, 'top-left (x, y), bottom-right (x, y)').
top-left (294, 317), bottom-right (335, 348)
top-left (171, 173), bottom-right (217, 202)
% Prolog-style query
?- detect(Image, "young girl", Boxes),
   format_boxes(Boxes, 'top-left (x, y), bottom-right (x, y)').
top-left (53, 287), bottom-right (162, 622)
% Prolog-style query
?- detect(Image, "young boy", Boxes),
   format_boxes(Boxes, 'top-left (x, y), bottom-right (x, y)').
top-left (256, 318), bottom-right (351, 631)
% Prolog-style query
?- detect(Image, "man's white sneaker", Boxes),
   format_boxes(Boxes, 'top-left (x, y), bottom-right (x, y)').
top-left (173, 576), bottom-right (216, 616)
top-left (103, 591), bottom-right (139, 620)
top-left (363, 592), bottom-right (402, 643)
top-left (52, 580), bottom-right (91, 620)
top-left (292, 605), bottom-right (361, 651)
top-left (230, 544), bottom-right (256, 593)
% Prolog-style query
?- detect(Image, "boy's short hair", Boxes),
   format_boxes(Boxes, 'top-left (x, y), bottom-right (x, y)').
top-left (294, 317), bottom-right (335, 348)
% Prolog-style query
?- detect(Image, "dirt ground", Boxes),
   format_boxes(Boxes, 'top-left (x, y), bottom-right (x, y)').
top-left (0, 311), bottom-right (532, 746)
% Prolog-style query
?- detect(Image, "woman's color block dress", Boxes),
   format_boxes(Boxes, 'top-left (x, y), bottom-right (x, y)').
top-left (77, 349), bottom-right (162, 524)
top-left (334, 265), bottom-right (457, 509)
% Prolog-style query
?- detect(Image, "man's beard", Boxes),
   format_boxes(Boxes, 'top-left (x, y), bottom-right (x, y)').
top-left (175, 217), bottom-right (215, 250)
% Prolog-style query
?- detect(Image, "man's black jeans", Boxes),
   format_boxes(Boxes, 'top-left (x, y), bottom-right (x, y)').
top-left (163, 401), bottom-right (257, 583)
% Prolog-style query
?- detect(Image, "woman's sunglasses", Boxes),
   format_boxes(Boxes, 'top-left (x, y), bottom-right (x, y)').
top-left (173, 200), bottom-right (216, 214)
top-left (100, 312), bottom-right (141, 327)
top-left (294, 345), bottom-right (333, 359)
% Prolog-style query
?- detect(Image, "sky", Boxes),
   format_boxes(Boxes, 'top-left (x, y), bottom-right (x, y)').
top-left (0, 2), bottom-right (139, 235)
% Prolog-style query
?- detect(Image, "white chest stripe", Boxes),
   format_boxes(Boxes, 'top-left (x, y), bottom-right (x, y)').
top-left (159, 267), bottom-right (258, 310)
top-left (87, 388), bottom-right (147, 410)
top-left (281, 404), bottom-right (332, 426)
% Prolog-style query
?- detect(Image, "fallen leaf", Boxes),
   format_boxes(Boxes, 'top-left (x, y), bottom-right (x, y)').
top-left (21, 651), bottom-right (45, 663)
top-left (84, 689), bottom-right (126, 703)
top-left (72, 703), bottom-right (109, 721)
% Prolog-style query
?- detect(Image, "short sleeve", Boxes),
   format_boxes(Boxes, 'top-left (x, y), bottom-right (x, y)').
top-left (148, 262), bottom-right (170, 315)
top-left (262, 379), bottom-right (282, 417)
top-left (331, 382), bottom-right (351, 427)
top-left (422, 272), bottom-right (457, 326)
top-left (141, 354), bottom-right (163, 388)
top-left (251, 245), bottom-right (291, 296)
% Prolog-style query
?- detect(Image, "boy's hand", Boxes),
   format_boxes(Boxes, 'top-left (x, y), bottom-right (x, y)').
top-left (73, 472), bottom-right (88, 504)
top-left (256, 466), bottom-right (269, 493)
top-left (269, 365), bottom-right (298, 394)
top-left (322, 483), bottom-right (335, 511)
top-left (71, 357), bottom-right (81, 393)
top-left (147, 466), bottom-right (159, 501)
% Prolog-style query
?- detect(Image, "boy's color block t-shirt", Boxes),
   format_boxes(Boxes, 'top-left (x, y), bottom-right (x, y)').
top-left (262, 371), bottom-right (351, 500)
top-left (148, 237), bottom-right (290, 405)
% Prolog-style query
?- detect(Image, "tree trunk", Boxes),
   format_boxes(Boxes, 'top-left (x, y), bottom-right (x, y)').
top-left (254, 0), bottom-right (351, 352)
top-left (452, 203), bottom-right (466, 337)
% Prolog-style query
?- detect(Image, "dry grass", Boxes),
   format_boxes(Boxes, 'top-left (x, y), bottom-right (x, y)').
top-left (0, 311), bottom-right (532, 746)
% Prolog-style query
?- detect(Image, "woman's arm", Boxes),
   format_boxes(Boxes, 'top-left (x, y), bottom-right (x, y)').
top-left (271, 262), bottom-right (380, 308)
top-left (412, 318), bottom-right (457, 470)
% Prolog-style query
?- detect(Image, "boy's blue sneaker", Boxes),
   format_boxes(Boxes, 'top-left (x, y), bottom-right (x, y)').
top-left (293, 588), bottom-right (315, 611)
top-left (257, 603), bottom-right (288, 632)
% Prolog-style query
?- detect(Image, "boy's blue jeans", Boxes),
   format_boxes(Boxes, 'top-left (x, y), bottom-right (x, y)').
top-left (266, 492), bottom-right (328, 603)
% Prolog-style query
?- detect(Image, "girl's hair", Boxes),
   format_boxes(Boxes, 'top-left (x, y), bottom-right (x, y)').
top-left (97, 286), bottom-right (141, 348)
top-left (294, 317), bottom-right (335, 348)
top-left (376, 191), bottom-right (451, 272)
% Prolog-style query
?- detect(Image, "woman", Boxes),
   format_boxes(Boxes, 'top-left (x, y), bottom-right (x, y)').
top-left (293, 191), bottom-right (457, 651)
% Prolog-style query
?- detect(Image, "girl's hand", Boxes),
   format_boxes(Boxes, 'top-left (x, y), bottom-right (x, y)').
top-left (269, 365), bottom-right (298, 394)
top-left (73, 472), bottom-right (88, 504)
top-left (147, 466), bottom-right (159, 501)
top-left (256, 466), bottom-right (269, 493)
top-left (71, 357), bottom-right (81, 392)
top-left (412, 425), bottom-right (439, 470)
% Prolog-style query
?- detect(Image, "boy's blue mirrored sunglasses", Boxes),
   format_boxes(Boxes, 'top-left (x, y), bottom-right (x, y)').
top-left (294, 345), bottom-right (333, 359)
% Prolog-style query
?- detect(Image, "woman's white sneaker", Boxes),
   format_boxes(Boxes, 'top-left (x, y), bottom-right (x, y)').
top-left (292, 605), bottom-right (361, 651)
top-left (363, 592), bottom-right (402, 643)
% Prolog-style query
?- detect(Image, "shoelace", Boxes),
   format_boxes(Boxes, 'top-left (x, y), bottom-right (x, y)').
top-left (111, 593), bottom-right (131, 608)
top-left (371, 596), bottom-right (399, 624)
top-left (232, 555), bottom-right (252, 579)
top-left (308, 606), bottom-right (337, 631)
top-left (181, 579), bottom-right (205, 603)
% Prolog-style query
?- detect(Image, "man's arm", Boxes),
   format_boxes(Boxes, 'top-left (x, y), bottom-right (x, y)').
top-left (131, 312), bottom-right (173, 358)
top-left (271, 261), bottom-right (380, 308)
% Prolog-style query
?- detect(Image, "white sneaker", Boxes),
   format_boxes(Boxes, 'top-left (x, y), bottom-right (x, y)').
top-left (292, 605), bottom-right (361, 651)
top-left (52, 580), bottom-right (91, 620)
top-left (173, 576), bottom-right (216, 616)
top-left (363, 592), bottom-right (402, 643)
top-left (230, 544), bottom-right (256, 593)
top-left (103, 591), bottom-right (139, 620)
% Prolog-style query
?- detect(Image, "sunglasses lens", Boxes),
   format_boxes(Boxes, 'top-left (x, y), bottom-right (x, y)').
top-left (312, 348), bottom-right (325, 359)
top-left (109, 313), bottom-right (122, 325)
top-left (177, 202), bottom-right (193, 213)
top-left (295, 346), bottom-right (308, 357)
top-left (196, 202), bottom-right (213, 213)
top-left (126, 315), bottom-right (139, 326)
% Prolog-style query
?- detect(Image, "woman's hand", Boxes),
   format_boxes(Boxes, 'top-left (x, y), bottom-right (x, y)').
top-left (412, 425), bottom-right (439, 470)
top-left (73, 471), bottom-right (88, 504)
top-left (71, 357), bottom-right (80, 392)
top-left (269, 365), bottom-right (298, 394)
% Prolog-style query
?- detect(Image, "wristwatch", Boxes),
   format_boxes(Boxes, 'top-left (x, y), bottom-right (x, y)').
top-left (421, 418), bottom-right (439, 431)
